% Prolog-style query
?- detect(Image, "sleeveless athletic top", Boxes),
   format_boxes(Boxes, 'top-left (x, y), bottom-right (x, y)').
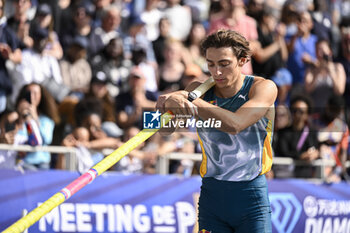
top-left (197, 75), bottom-right (274, 181)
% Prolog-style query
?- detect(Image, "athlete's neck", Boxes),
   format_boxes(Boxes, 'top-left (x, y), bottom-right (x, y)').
top-left (214, 74), bottom-right (245, 98)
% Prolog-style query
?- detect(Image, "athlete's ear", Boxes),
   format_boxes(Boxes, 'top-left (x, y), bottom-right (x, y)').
top-left (238, 58), bottom-right (246, 66)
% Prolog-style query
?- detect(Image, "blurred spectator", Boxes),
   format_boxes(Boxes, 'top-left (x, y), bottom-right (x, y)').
top-left (163, 0), bottom-right (192, 41)
top-left (124, 15), bottom-right (156, 63)
top-left (91, 0), bottom-right (114, 28)
top-left (114, 126), bottom-right (147, 174)
top-left (280, 1), bottom-right (300, 38)
top-left (60, 35), bottom-right (92, 95)
top-left (304, 39), bottom-right (346, 116)
top-left (140, 0), bottom-right (164, 42)
top-left (116, 67), bottom-right (157, 129)
top-left (54, 0), bottom-right (73, 37)
top-left (208, 0), bottom-right (229, 22)
top-left (15, 83), bottom-right (60, 170)
top-left (89, 5), bottom-right (123, 55)
top-left (183, 21), bottom-right (207, 72)
top-left (152, 16), bottom-right (171, 66)
top-left (74, 97), bottom-right (122, 151)
top-left (169, 135), bottom-right (196, 176)
top-left (252, 5), bottom-right (291, 104)
top-left (158, 39), bottom-right (187, 92)
top-left (0, 0), bottom-right (22, 113)
top-left (131, 47), bottom-right (158, 95)
top-left (90, 37), bottom-right (132, 96)
top-left (208, 0), bottom-right (259, 75)
top-left (0, 110), bottom-right (24, 169)
top-left (184, 0), bottom-right (210, 23)
top-left (180, 63), bottom-right (204, 90)
top-left (311, 0), bottom-right (339, 56)
top-left (246, 0), bottom-right (264, 22)
top-left (336, 18), bottom-right (350, 122)
top-left (275, 95), bottom-right (320, 178)
top-left (30, 3), bottom-right (63, 59)
top-left (331, 0), bottom-right (350, 28)
top-left (316, 95), bottom-right (349, 182)
top-left (286, 11), bottom-right (318, 90)
top-left (59, 126), bottom-right (93, 173)
top-left (275, 104), bottom-right (292, 132)
top-left (271, 103), bottom-right (292, 178)
top-left (10, 26), bottom-right (66, 103)
top-left (7, 0), bottom-right (33, 48)
top-left (60, 1), bottom-right (95, 58)
top-left (85, 71), bottom-right (123, 138)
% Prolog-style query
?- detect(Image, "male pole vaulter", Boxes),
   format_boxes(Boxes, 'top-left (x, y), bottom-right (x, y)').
top-left (156, 29), bottom-right (277, 233)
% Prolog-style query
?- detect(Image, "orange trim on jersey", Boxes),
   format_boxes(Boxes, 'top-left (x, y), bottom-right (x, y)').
top-left (260, 119), bottom-right (274, 175)
top-left (197, 132), bottom-right (208, 177)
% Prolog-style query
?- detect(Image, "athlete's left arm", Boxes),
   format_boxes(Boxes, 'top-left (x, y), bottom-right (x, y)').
top-left (193, 79), bottom-right (277, 134)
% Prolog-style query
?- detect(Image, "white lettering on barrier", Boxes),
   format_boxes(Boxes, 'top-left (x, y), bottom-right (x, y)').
top-left (90, 204), bottom-right (107, 232)
top-left (61, 203), bottom-right (76, 232)
top-left (303, 196), bottom-right (350, 233)
top-left (133, 205), bottom-right (150, 232)
top-left (305, 218), bottom-right (350, 233)
top-left (107, 204), bottom-right (115, 232)
top-left (176, 202), bottom-right (196, 233)
top-left (115, 204), bottom-right (133, 232)
top-left (76, 204), bottom-right (92, 232)
top-left (38, 201), bottom-right (196, 232)
top-left (38, 204), bottom-right (59, 232)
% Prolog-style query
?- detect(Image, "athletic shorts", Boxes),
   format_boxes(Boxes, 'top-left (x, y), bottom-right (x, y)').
top-left (198, 175), bottom-right (272, 233)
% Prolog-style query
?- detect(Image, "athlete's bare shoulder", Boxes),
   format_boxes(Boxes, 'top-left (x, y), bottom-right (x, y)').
top-left (249, 76), bottom-right (277, 120)
top-left (250, 76), bottom-right (277, 99)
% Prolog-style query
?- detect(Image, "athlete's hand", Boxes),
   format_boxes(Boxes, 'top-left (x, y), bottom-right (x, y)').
top-left (164, 91), bottom-right (198, 116)
top-left (156, 93), bottom-right (172, 113)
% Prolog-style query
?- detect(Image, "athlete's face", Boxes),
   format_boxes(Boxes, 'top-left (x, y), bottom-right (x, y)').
top-left (206, 47), bottom-right (242, 88)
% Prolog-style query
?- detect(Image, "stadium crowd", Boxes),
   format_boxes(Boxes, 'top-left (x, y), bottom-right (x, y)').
top-left (0, 0), bottom-right (349, 182)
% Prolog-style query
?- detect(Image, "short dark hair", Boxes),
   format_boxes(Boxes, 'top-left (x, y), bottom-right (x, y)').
top-left (200, 29), bottom-right (252, 60)
top-left (290, 94), bottom-right (313, 114)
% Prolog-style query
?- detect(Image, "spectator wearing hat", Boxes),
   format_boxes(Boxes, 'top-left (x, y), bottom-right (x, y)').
top-left (30, 3), bottom-right (63, 59)
top-left (0, 0), bottom-right (22, 113)
top-left (60, 1), bottom-right (95, 58)
top-left (116, 67), bottom-right (157, 129)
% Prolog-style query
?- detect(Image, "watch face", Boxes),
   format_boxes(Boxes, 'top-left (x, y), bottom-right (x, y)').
top-left (188, 92), bottom-right (197, 102)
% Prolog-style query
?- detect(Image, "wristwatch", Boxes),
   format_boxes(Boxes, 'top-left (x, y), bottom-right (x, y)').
top-left (187, 91), bottom-right (198, 102)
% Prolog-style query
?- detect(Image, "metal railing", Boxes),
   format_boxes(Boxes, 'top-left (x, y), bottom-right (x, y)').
top-left (0, 144), bottom-right (77, 171)
top-left (157, 152), bottom-right (350, 181)
top-left (1, 144), bottom-right (349, 181)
